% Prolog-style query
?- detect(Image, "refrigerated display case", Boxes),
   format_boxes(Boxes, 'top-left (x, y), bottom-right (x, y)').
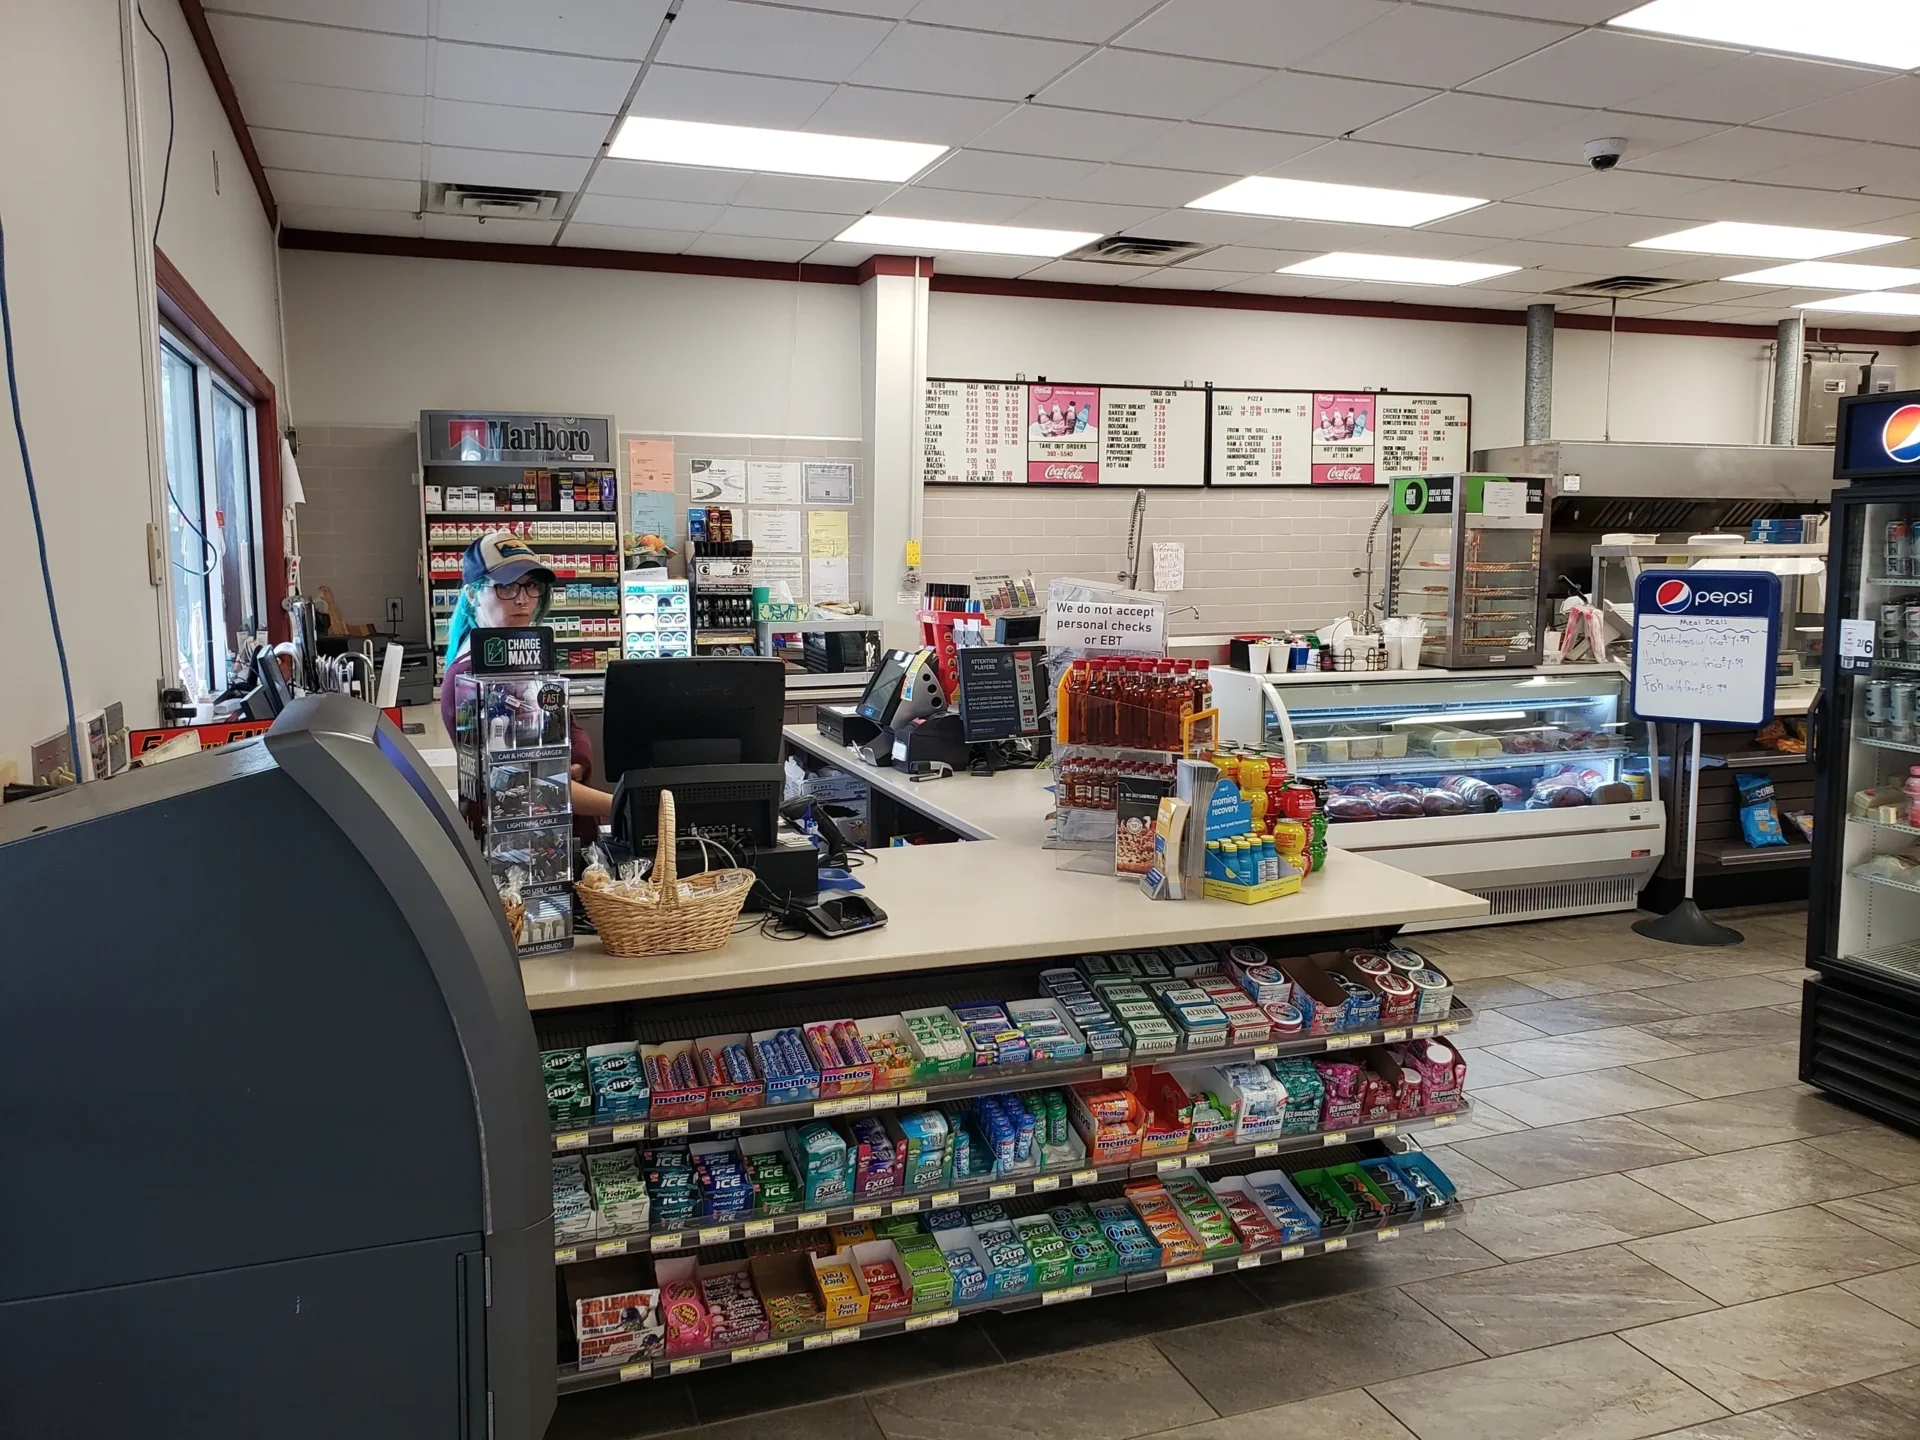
top-left (1214, 665), bottom-right (1664, 926)
top-left (1806, 481), bottom-right (1920, 1129)
top-left (1387, 474), bottom-right (1550, 670)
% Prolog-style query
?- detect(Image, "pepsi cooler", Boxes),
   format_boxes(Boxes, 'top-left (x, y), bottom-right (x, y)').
top-left (0, 696), bottom-right (555, 1439)
top-left (1806, 393), bottom-right (1920, 1132)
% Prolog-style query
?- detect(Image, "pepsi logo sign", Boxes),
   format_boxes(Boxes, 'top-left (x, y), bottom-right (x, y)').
top-left (1654, 580), bottom-right (1691, 612)
top-left (1883, 403), bottom-right (1920, 465)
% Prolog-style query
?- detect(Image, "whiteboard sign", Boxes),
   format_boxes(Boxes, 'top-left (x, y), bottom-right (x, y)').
top-left (1631, 570), bottom-right (1780, 726)
top-left (1046, 598), bottom-right (1165, 654)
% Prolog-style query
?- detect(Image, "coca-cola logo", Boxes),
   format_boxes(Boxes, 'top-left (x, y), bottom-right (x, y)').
top-left (1324, 465), bottom-right (1365, 482)
top-left (1044, 463), bottom-right (1089, 480)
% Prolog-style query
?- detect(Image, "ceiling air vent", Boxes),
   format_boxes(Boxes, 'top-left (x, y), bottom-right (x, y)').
top-left (1065, 235), bottom-right (1218, 266)
top-left (423, 182), bottom-right (569, 221)
top-left (1549, 275), bottom-right (1690, 299)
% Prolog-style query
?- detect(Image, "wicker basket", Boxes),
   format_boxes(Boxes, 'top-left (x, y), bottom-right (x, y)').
top-left (500, 893), bottom-right (526, 945)
top-left (576, 790), bottom-right (753, 956)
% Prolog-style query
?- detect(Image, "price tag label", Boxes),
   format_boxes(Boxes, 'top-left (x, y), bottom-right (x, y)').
top-left (708, 1113), bottom-right (742, 1131)
top-left (554, 1247), bottom-right (577, 1265)
top-left (1157, 1157), bottom-right (1182, 1174)
top-left (797, 1212), bottom-right (826, 1230)
top-left (619, 1362), bottom-right (652, 1382)
top-left (852, 1204), bottom-right (883, 1221)
top-left (610, 1123), bottom-right (647, 1142)
top-left (1102, 1063), bottom-right (1128, 1080)
top-left (905, 1310), bottom-right (958, 1332)
top-left (554, 1132), bottom-right (589, 1150)
top-left (1323, 1034), bottom-right (1366, 1051)
top-left (668, 1358), bottom-right (702, 1375)
top-left (1376, 1227), bottom-right (1400, 1243)
top-left (1322, 1132), bottom-right (1348, 1147)
top-left (831, 1326), bottom-right (862, 1344)
top-left (596, 1239), bottom-right (630, 1258)
top-left (892, 1198), bottom-right (922, 1214)
top-left (1236, 1254), bottom-right (1263, 1271)
top-left (989, 1183), bottom-right (1017, 1200)
top-left (931, 1191), bottom-right (959, 1208)
top-left (1437, 1021), bottom-right (1459, 1035)
top-left (896, 1089), bottom-right (927, 1106)
top-left (1165, 1262), bottom-right (1212, 1284)
top-left (1840, 616), bottom-right (1876, 674)
top-left (655, 1119), bottom-right (690, 1138)
top-left (1380, 1029), bottom-right (1407, 1043)
top-left (1042, 1284), bottom-right (1093, 1305)
top-left (867, 1092), bottom-right (899, 1110)
top-left (1410, 1026), bottom-right (1434, 1039)
top-left (1252, 1045), bottom-right (1279, 1061)
top-left (815, 1097), bottom-right (869, 1117)
top-left (1188, 1153), bottom-right (1210, 1169)
top-left (802, 1332), bottom-right (835, 1351)
top-left (1432, 1114), bottom-right (1456, 1127)
top-left (743, 1220), bottom-right (775, 1239)
top-left (1252, 1142), bottom-right (1279, 1158)
top-left (1032, 1175), bottom-right (1061, 1193)
top-left (697, 1226), bottom-right (732, 1246)
top-left (1323, 1237), bottom-right (1348, 1252)
top-left (1425, 1217), bottom-right (1448, 1232)
top-left (1374, 1124), bottom-right (1397, 1137)
top-left (732, 1342), bottom-right (786, 1363)
top-left (1280, 1245), bottom-right (1306, 1261)
top-left (1070, 1170), bottom-right (1098, 1188)
top-left (649, 1234), bottom-right (682, 1253)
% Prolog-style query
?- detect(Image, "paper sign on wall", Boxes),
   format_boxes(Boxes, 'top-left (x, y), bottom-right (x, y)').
top-left (748, 509), bottom-right (802, 553)
top-left (809, 557), bottom-right (850, 603)
top-left (755, 554), bottom-right (804, 601)
top-left (690, 458), bottom-right (746, 504)
top-left (627, 438), bottom-right (674, 493)
top-left (628, 491), bottom-right (676, 553)
top-left (1631, 570), bottom-right (1780, 727)
top-left (804, 460), bottom-right (855, 505)
top-left (807, 510), bottom-right (849, 558)
top-left (1046, 597), bottom-right (1165, 654)
top-left (1152, 541), bottom-right (1185, 593)
top-left (748, 461), bottom-right (802, 506)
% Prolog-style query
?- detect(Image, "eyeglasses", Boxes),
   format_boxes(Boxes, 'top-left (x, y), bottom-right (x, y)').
top-left (491, 579), bottom-right (546, 601)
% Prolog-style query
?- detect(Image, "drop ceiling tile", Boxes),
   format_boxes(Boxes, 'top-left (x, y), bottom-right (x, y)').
top-left (203, 0), bottom-right (430, 32)
top-left (630, 65), bottom-right (833, 130)
top-left (1174, 244), bottom-right (1317, 273)
top-left (1036, 50), bottom-right (1270, 122)
top-left (1675, 182), bottom-right (1920, 230)
top-left (558, 222), bottom-right (700, 252)
top-left (909, 0), bottom-right (1159, 42)
top-left (870, 187), bottom-right (1034, 222)
top-left (432, 42), bottom-right (636, 113)
top-left (276, 203), bottom-right (424, 236)
top-left (1008, 197), bottom-right (1168, 233)
top-left (1212, 272), bottom-right (1353, 297)
top-left (264, 169), bottom-right (419, 211)
top-left (428, 100), bottom-right (609, 155)
top-left (1530, 211), bottom-right (1704, 247)
top-left (1019, 259), bottom-right (1150, 285)
top-left (709, 206), bottom-right (857, 240)
top-left (659, 0), bottom-right (892, 82)
top-left (207, 12), bottom-right (426, 94)
top-left (1632, 128), bottom-right (1857, 182)
top-left (1755, 76), bottom-right (1920, 147)
top-left (1296, 7), bottom-right (1575, 90)
top-left (229, 78), bottom-right (425, 144)
top-left (772, 0), bottom-right (917, 15)
top-left (1260, 139), bottom-right (1468, 190)
top-left (421, 214), bottom-right (559, 244)
top-left (571, 193), bottom-right (727, 231)
top-left (1663, 301), bottom-right (1798, 320)
top-left (1059, 164), bottom-right (1227, 208)
top-left (803, 239), bottom-right (920, 266)
top-left (1431, 0), bottom-right (1639, 18)
top-left (919, 149), bottom-right (1101, 199)
top-left (727, 174), bottom-right (900, 213)
top-left (1472, 267), bottom-right (1598, 293)
top-left (850, 24), bottom-right (1087, 100)
top-left (1241, 218), bottom-right (1495, 258)
top-left (434, 0), bottom-right (671, 60)
top-left (1421, 202), bottom-right (1607, 240)
top-left (1118, 124), bottom-right (1323, 176)
top-left (1743, 143), bottom-right (1920, 199)
top-left (1414, 156), bottom-right (1593, 203)
top-left (682, 234), bottom-right (823, 262)
top-left (1120, 267), bottom-right (1238, 289)
top-left (1354, 92), bottom-right (1579, 152)
top-left (1115, 0), bottom-right (1396, 69)
top-left (589, 161), bottom-right (752, 206)
top-left (969, 106), bottom-right (1176, 163)
top-left (1132, 208), bottom-right (1300, 245)
top-left (1656, 280), bottom-right (1799, 305)
top-left (920, 252), bottom-right (1043, 277)
top-left (1514, 168), bottom-right (1718, 214)
top-left (803, 87), bottom-right (1011, 145)
top-left (425, 147), bottom-right (592, 191)
top-left (1202, 72), bottom-right (1433, 138)
top-left (1634, 53), bottom-right (1884, 126)
top-left (1464, 28), bottom-right (1737, 110)
top-left (252, 129), bottom-right (423, 181)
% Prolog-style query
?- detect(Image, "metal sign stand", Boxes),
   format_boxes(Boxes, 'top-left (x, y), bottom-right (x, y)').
top-left (1632, 721), bottom-right (1742, 947)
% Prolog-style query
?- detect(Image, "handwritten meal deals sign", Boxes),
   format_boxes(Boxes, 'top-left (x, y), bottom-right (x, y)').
top-left (1046, 597), bottom-right (1166, 654)
top-left (1631, 571), bottom-right (1780, 727)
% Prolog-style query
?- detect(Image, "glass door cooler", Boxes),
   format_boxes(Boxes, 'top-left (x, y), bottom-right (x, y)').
top-left (1213, 665), bottom-right (1664, 927)
top-left (1806, 481), bottom-right (1920, 1128)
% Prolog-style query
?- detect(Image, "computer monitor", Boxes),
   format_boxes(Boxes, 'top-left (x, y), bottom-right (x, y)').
top-left (601, 657), bottom-right (784, 779)
top-left (855, 649), bottom-right (914, 726)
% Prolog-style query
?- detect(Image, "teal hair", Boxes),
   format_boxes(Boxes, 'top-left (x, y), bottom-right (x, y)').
top-left (443, 578), bottom-right (553, 668)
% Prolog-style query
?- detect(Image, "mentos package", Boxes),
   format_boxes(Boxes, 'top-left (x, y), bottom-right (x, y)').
top-left (1736, 771), bottom-right (1788, 847)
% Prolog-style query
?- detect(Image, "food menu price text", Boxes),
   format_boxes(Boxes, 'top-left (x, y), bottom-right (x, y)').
top-left (1099, 387), bottom-right (1205, 486)
top-left (924, 380), bottom-right (1024, 484)
top-left (1377, 395), bottom-right (1471, 478)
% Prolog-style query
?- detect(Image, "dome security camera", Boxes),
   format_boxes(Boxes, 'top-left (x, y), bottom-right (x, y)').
top-left (1584, 137), bottom-right (1627, 171)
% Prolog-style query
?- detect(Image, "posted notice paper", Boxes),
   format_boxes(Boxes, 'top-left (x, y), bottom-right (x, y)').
top-left (804, 460), bottom-right (854, 505)
top-left (689, 457), bottom-right (746, 504)
top-left (807, 510), bottom-right (849, 558)
top-left (748, 460), bottom-right (802, 506)
top-left (809, 557), bottom-right (850, 603)
top-left (747, 508), bottom-right (802, 553)
top-left (627, 438), bottom-right (674, 493)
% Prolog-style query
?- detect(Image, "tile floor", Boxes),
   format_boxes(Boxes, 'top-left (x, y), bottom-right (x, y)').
top-left (547, 905), bottom-right (1920, 1440)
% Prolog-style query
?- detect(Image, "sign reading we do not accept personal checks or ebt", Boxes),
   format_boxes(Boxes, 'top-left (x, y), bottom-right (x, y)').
top-left (1630, 570), bottom-right (1781, 727)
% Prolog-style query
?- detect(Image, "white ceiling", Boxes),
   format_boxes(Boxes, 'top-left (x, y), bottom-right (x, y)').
top-left (209, 0), bottom-right (1920, 328)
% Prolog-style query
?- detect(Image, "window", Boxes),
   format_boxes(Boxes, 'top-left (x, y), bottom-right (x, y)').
top-left (158, 328), bottom-right (265, 694)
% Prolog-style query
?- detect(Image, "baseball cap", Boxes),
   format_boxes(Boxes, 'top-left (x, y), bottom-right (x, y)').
top-left (462, 531), bottom-right (555, 587)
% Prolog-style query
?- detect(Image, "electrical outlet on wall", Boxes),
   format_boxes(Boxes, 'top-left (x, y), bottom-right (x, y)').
top-left (386, 597), bottom-right (404, 626)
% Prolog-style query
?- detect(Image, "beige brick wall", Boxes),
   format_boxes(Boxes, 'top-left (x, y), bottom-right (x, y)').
top-left (921, 486), bottom-right (1392, 636)
top-left (291, 423), bottom-right (423, 640)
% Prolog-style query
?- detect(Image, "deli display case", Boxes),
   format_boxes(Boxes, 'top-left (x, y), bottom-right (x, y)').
top-left (1214, 664), bottom-right (1664, 927)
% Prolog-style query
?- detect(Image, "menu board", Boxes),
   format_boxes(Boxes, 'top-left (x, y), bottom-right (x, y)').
top-left (1100, 387), bottom-right (1205, 486)
top-left (1377, 394), bottom-right (1472, 478)
top-left (1210, 391), bottom-right (1313, 485)
top-left (924, 380), bottom-right (1024, 483)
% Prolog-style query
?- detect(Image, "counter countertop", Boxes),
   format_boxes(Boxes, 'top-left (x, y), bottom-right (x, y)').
top-left (518, 722), bottom-right (1489, 1009)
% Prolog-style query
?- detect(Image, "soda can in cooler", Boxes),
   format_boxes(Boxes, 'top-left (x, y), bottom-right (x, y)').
top-left (1890, 520), bottom-right (1912, 578)
top-left (1892, 681), bottom-right (1916, 742)
top-left (1882, 603), bottom-right (1906, 663)
top-left (1866, 679), bottom-right (1893, 737)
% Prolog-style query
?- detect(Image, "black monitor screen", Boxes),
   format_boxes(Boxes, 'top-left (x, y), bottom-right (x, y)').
top-left (1837, 391), bottom-right (1920, 479)
top-left (602, 657), bottom-right (784, 778)
top-left (856, 650), bottom-right (913, 725)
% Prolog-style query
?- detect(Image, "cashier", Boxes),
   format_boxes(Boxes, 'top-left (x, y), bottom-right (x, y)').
top-left (441, 532), bottom-right (613, 831)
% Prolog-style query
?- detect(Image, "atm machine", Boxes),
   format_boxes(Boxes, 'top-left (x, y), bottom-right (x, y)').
top-left (0, 696), bottom-right (554, 1440)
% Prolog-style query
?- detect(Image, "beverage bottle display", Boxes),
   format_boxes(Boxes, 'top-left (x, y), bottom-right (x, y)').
top-left (1191, 659), bottom-right (1210, 713)
top-left (1066, 660), bottom-right (1089, 745)
top-left (1905, 767), bottom-right (1920, 828)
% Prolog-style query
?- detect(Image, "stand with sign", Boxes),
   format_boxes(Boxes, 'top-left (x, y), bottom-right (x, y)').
top-left (1629, 571), bottom-right (1781, 946)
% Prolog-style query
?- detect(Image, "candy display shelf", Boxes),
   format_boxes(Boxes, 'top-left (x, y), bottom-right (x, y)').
top-left (555, 1155), bottom-right (1470, 1393)
top-left (548, 1003), bottom-right (1473, 1154)
top-left (554, 1104), bottom-right (1470, 1264)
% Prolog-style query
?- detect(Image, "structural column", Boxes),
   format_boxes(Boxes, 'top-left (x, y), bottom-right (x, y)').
top-left (1523, 302), bottom-right (1554, 445)
top-left (858, 254), bottom-right (933, 649)
top-left (1771, 316), bottom-right (1804, 445)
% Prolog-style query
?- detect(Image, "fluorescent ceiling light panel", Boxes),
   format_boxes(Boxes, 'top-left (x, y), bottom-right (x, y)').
top-left (1278, 252), bottom-right (1520, 286)
top-left (836, 216), bottom-right (1099, 257)
top-left (609, 116), bottom-right (945, 182)
top-left (1186, 177), bottom-right (1486, 227)
top-left (1609, 0), bottom-right (1920, 70)
top-left (1797, 291), bottom-right (1920, 316)
top-left (1633, 221), bottom-right (1905, 259)
top-left (1724, 260), bottom-right (1920, 290)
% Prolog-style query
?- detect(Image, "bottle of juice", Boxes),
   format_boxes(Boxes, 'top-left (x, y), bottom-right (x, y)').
top-left (1192, 659), bottom-right (1210, 713)
top-left (1067, 659), bottom-right (1089, 745)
